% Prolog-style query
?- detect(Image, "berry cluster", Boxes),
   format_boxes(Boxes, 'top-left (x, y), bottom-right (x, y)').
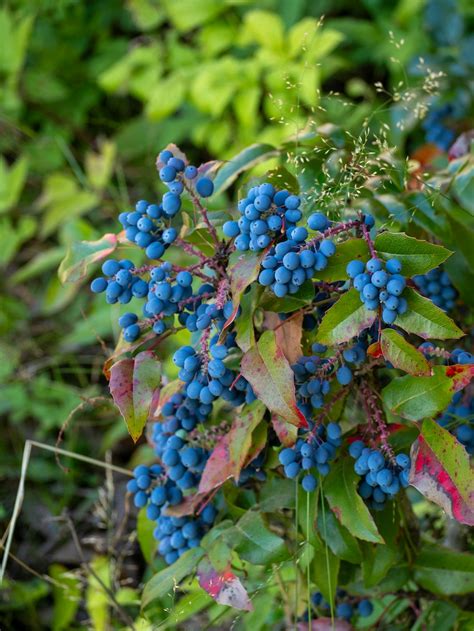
top-left (347, 257), bottom-right (407, 324)
top-left (278, 422), bottom-right (342, 491)
top-left (223, 184), bottom-right (307, 252)
top-left (413, 267), bottom-right (457, 311)
top-left (90, 258), bottom-right (147, 306)
top-left (349, 441), bottom-right (410, 510)
top-left (154, 509), bottom-right (216, 566)
top-left (311, 591), bottom-right (373, 621)
top-left (119, 199), bottom-right (179, 260)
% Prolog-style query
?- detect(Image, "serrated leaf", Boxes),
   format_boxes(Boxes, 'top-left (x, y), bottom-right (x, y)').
top-left (323, 459), bottom-right (384, 543)
top-left (213, 143), bottom-right (278, 195)
top-left (382, 365), bottom-right (474, 421)
top-left (316, 288), bottom-right (377, 345)
top-left (58, 233), bottom-right (118, 284)
top-left (395, 287), bottom-right (464, 340)
top-left (199, 401), bottom-right (266, 493)
top-left (414, 545), bottom-right (474, 595)
top-left (241, 330), bottom-right (307, 428)
top-left (380, 328), bottom-right (431, 376)
top-left (374, 232), bottom-right (451, 275)
top-left (109, 351), bottom-right (161, 442)
top-left (142, 547), bottom-right (205, 608)
top-left (409, 419), bottom-right (474, 525)
top-left (197, 559), bottom-right (253, 611)
top-left (315, 238), bottom-right (369, 281)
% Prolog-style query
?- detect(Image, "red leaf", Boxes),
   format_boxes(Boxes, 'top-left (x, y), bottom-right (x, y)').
top-left (265, 312), bottom-right (303, 364)
top-left (367, 341), bottom-right (382, 358)
top-left (198, 561), bottom-right (253, 611)
top-left (410, 419), bottom-right (474, 525)
top-left (223, 250), bottom-right (265, 329)
top-left (272, 414), bottom-right (298, 447)
top-left (445, 364), bottom-right (474, 392)
top-left (241, 330), bottom-right (307, 428)
top-left (109, 351), bottom-right (161, 442)
top-left (199, 402), bottom-right (266, 494)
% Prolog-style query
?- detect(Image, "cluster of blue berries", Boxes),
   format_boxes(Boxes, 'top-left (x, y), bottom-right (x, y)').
top-left (90, 258), bottom-right (147, 308)
top-left (158, 148), bottom-right (214, 198)
top-left (349, 441), bottom-right (410, 510)
top-left (119, 199), bottom-right (179, 260)
top-left (413, 267), bottom-right (457, 311)
top-left (311, 591), bottom-right (373, 621)
top-left (347, 257), bottom-right (407, 324)
top-left (223, 184), bottom-right (310, 252)
top-left (154, 507), bottom-right (217, 565)
top-left (278, 423), bottom-right (342, 491)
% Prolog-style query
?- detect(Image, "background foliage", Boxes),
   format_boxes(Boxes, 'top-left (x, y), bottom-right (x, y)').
top-left (0, 0), bottom-right (472, 629)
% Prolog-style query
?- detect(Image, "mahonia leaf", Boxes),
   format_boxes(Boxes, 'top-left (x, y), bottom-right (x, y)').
top-left (316, 288), bottom-right (377, 345)
top-left (380, 328), bottom-right (431, 376)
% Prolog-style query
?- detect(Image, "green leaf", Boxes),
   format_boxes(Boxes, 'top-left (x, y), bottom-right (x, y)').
top-left (414, 545), bottom-right (474, 595)
top-left (145, 74), bottom-right (186, 121)
top-left (85, 140), bottom-right (116, 191)
top-left (0, 155), bottom-right (29, 213)
top-left (242, 10), bottom-right (285, 53)
top-left (311, 536), bottom-right (340, 607)
top-left (241, 330), bottom-right (307, 428)
top-left (361, 543), bottom-right (401, 588)
top-left (137, 507), bottom-right (156, 564)
top-left (382, 365), bottom-right (467, 421)
top-left (315, 238), bottom-right (369, 281)
top-left (109, 351), bottom-right (161, 442)
top-left (50, 564), bottom-right (81, 631)
top-left (411, 600), bottom-right (459, 631)
top-left (374, 232), bottom-right (451, 275)
top-left (85, 556), bottom-right (110, 631)
top-left (234, 285), bottom-right (260, 352)
top-left (212, 143), bottom-right (278, 195)
top-left (395, 287), bottom-right (464, 340)
top-left (58, 233), bottom-right (118, 284)
top-left (323, 459), bottom-right (383, 543)
top-left (380, 328), bottom-right (431, 376)
top-left (409, 419), bottom-right (474, 525)
top-left (317, 507), bottom-right (362, 564)
top-left (142, 547), bottom-right (205, 608)
top-left (162, 0), bottom-right (225, 31)
top-left (259, 280), bottom-right (314, 313)
top-left (234, 512), bottom-right (287, 565)
top-left (316, 288), bottom-right (377, 345)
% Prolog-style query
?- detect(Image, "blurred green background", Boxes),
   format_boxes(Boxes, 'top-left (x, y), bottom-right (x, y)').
top-left (0, 0), bottom-right (472, 628)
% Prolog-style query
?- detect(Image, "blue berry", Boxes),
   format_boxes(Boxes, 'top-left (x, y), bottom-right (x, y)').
top-left (196, 177), bottom-right (214, 197)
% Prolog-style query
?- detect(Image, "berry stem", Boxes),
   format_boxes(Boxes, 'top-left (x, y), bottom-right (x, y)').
top-left (180, 179), bottom-right (220, 245)
top-left (359, 380), bottom-right (396, 465)
top-left (300, 218), bottom-right (362, 251)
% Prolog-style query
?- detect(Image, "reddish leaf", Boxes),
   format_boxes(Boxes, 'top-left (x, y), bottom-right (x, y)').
top-left (367, 341), bottom-right (383, 358)
top-left (241, 330), bottom-right (307, 428)
top-left (165, 493), bottom-right (207, 517)
top-left (265, 312), bottom-right (303, 364)
top-left (446, 363), bottom-right (474, 392)
top-left (410, 419), bottom-right (474, 526)
top-left (58, 233), bottom-right (118, 283)
top-left (109, 351), bottom-right (161, 442)
top-left (224, 250), bottom-right (265, 329)
top-left (199, 402), bottom-right (266, 493)
top-left (197, 560), bottom-right (253, 611)
top-left (272, 414), bottom-right (298, 447)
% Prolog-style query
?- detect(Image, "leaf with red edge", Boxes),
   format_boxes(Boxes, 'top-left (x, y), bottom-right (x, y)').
top-left (272, 414), bottom-right (298, 447)
top-left (224, 250), bottom-right (265, 329)
top-left (241, 330), bottom-right (307, 428)
top-left (380, 328), bottom-right (431, 376)
top-left (265, 311), bottom-right (303, 364)
top-left (109, 351), bottom-right (161, 442)
top-left (409, 419), bottom-right (474, 525)
top-left (58, 233), bottom-right (118, 283)
top-left (367, 341), bottom-right (383, 358)
top-left (165, 493), bottom-right (207, 517)
top-left (197, 559), bottom-right (253, 611)
top-left (199, 402), bottom-right (266, 494)
top-left (316, 288), bottom-right (377, 345)
top-left (382, 365), bottom-right (474, 421)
